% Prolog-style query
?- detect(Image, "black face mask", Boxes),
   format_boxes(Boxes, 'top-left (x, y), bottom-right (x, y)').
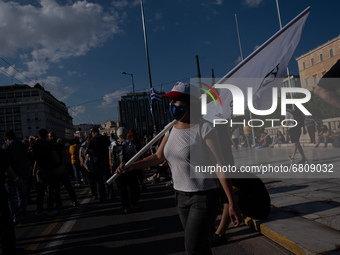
top-left (169, 103), bottom-right (186, 121)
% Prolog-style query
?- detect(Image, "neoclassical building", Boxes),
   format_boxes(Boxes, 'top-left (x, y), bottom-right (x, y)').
top-left (296, 35), bottom-right (340, 91)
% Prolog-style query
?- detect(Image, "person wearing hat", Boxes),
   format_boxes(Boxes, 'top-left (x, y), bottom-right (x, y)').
top-left (116, 81), bottom-right (241, 254)
top-left (110, 127), bottom-right (139, 214)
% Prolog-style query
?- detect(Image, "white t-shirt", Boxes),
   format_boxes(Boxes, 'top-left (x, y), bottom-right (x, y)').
top-left (164, 122), bottom-right (220, 192)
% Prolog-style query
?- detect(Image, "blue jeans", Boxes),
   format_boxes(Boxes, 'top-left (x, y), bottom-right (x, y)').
top-left (176, 188), bottom-right (220, 255)
top-left (245, 134), bottom-right (252, 147)
top-left (4, 180), bottom-right (27, 222)
top-left (72, 163), bottom-right (88, 184)
top-left (72, 163), bottom-right (82, 184)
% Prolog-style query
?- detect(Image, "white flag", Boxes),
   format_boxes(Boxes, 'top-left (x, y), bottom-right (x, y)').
top-left (204, 7), bottom-right (310, 121)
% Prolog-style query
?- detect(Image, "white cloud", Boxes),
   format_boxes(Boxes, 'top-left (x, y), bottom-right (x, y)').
top-left (214, 0), bottom-right (223, 5)
top-left (98, 89), bottom-right (129, 108)
top-left (243, 0), bottom-right (263, 8)
top-left (0, 0), bottom-right (122, 78)
top-left (112, 0), bottom-right (140, 9)
top-left (201, 0), bottom-right (224, 6)
top-left (41, 76), bottom-right (76, 102)
top-left (69, 105), bottom-right (86, 118)
top-left (67, 71), bottom-right (77, 76)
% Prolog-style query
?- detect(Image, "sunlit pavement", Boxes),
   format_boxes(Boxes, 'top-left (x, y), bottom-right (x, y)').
top-left (232, 146), bottom-right (340, 255)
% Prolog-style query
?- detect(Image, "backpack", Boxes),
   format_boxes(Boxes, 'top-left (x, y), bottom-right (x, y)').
top-left (111, 141), bottom-right (127, 169)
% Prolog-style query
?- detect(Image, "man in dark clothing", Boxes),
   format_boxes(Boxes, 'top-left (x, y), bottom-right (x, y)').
top-left (48, 132), bottom-right (79, 208)
top-left (2, 130), bottom-right (30, 224)
top-left (0, 148), bottom-right (25, 254)
top-left (33, 129), bottom-right (60, 216)
top-left (86, 127), bottom-right (113, 201)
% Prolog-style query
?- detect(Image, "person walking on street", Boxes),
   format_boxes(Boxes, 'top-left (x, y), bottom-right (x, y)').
top-left (86, 127), bottom-right (113, 202)
top-left (69, 138), bottom-right (87, 185)
top-left (116, 82), bottom-right (241, 255)
top-left (110, 127), bottom-right (139, 214)
top-left (32, 129), bottom-right (60, 216)
top-left (305, 115), bottom-right (316, 144)
top-left (286, 106), bottom-right (308, 164)
top-left (2, 130), bottom-right (30, 225)
top-left (48, 133), bottom-right (80, 208)
top-left (0, 148), bottom-right (26, 255)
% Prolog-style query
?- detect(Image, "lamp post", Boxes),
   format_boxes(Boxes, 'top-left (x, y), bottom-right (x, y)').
top-left (121, 71), bottom-right (135, 97)
top-left (121, 71), bottom-right (136, 130)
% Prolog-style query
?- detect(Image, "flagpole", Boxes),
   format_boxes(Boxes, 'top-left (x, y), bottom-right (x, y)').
top-left (141, 0), bottom-right (156, 126)
top-left (235, 14), bottom-right (256, 147)
top-left (235, 14), bottom-right (243, 61)
top-left (275, 0), bottom-right (294, 102)
top-left (196, 55), bottom-right (202, 90)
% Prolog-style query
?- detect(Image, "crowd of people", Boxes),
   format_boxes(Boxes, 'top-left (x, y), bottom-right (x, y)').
top-left (0, 75), bottom-right (338, 255)
top-left (230, 117), bottom-right (340, 150)
top-left (0, 123), bottom-right (173, 254)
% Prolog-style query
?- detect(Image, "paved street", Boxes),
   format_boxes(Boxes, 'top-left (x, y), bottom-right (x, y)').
top-left (12, 145), bottom-right (340, 255)
top-left (233, 145), bottom-right (340, 254)
top-left (14, 173), bottom-right (292, 255)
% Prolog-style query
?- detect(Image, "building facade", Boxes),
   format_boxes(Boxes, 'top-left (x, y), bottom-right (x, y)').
top-left (0, 84), bottom-right (73, 143)
top-left (100, 121), bottom-right (118, 137)
top-left (118, 91), bottom-right (171, 136)
top-left (296, 35), bottom-right (340, 91)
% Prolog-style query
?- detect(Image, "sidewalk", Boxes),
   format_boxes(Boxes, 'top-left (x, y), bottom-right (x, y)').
top-left (232, 145), bottom-right (340, 255)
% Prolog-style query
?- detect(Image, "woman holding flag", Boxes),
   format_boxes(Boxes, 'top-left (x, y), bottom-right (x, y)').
top-left (116, 81), bottom-right (241, 255)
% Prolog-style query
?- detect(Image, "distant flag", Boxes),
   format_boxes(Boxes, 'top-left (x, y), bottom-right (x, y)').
top-left (148, 90), bottom-right (154, 116)
top-left (150, 87), bottom-right (162, 103)
top-left (203, 7), bottom-right (310, 122)
top-left (74, 134), bottom-right (83, 143)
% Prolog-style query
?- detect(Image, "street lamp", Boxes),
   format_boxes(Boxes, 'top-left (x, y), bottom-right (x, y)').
top-left (121, 71), bottom-right (135, 96)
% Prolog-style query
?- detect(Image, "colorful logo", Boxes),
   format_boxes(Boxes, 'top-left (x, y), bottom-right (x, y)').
top-left (199, 82), bottom-right (223, 107)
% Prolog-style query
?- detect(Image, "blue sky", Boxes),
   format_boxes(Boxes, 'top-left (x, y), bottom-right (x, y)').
top-left (0, 0), bottom-right (339, 125)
